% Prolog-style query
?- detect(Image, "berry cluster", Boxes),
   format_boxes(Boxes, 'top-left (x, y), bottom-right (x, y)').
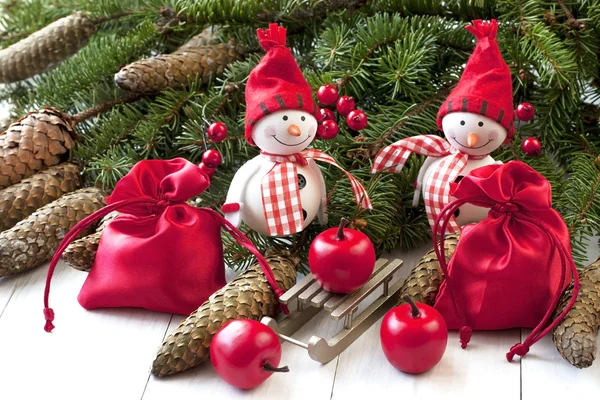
top-left (199, 122), bottom-right (227, 177)
top-left (515, 102), bottom-right (541, 157)
top-left (316, 84), bottom-right (368, 140)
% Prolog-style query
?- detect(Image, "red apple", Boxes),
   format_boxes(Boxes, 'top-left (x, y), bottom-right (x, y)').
top-left (308, 218), bottom-right (375, 293)
top-left (210, 319), bottom-right (288, 389)
top-left (380, 295), bottom-right (448, 374)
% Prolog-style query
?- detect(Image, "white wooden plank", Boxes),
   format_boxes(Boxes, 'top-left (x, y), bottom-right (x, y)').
top-left (331, 243), bottom-right (521, 400)
top-left (522, 330), bottom-right (600, 399)
top-left (0, 274), bottom-right (22, 317)
top-left (143, 306), bottom-right (342, 400)
top-left (0, 261), bottom-right (171, 400)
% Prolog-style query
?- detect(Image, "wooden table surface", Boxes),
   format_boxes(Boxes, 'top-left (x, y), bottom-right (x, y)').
top-left (1, 242), bottom-right (599, 400)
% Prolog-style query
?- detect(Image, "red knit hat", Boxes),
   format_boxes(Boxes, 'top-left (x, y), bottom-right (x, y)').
top-left (437, 20), bottom-right (514, 137)
top-left (244, 24), bottom-right (318, 145)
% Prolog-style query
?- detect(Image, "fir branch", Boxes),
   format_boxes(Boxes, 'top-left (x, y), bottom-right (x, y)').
top-left (71, 93), bottom-right (144, 123)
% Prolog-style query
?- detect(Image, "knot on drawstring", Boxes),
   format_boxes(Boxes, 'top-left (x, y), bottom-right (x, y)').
top-left (459, 326), bottom-right (473, 349)
top-left (506, 343), bottom-right (530, 361)
top-left (492, 202), bottom-right (519, 214)
top-left (150, 199), bottom-right (180, 215)
top-left (44, 307), bottom-right (55, 332)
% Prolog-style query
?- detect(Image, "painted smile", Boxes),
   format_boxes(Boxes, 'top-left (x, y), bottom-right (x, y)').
top-left (452, 137), bottom-right (493, 150)
top-left (273, 135), bottom-right (311, 147)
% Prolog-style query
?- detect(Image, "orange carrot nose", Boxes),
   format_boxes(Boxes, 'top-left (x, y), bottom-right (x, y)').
top-left (467, 133), bottom-right (479, 148)
top-left (287, 124), bottom-right (301, 136)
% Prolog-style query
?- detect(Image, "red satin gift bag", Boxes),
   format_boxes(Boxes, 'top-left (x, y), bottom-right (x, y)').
top-left (43, 158), bottom-right (287, 331)
top-left (432, 161), bottom-right (580, 361)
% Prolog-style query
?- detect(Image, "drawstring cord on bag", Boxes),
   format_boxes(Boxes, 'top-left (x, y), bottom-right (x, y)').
top-left (432, 198), bottom-right (472, 348)
top-left (201, 208), bottom-right (290, 315)
top-left (43, 199), bottom-right (289, 332)
top-left (433, 198), bottom-right (580, 360)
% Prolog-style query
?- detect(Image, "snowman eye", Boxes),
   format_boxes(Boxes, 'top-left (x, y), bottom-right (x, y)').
top-left (283, 115), bottom-right (288, 121)
top-left (301, 116), bottom-right (306, 121)
top-left (460, 120), bottom-right (465, 126)
top-left (478, 121), bottom-right (484, 127)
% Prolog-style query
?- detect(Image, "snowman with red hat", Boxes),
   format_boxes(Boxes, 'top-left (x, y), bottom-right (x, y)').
top-left (222, 24), bottom-right (372, 237)
top-left (371, 19), bottom-right (514, 233)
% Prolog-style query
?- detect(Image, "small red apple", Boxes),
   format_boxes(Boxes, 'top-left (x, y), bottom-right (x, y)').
top-left (308, 218), bottom-right (376, 293)
top-left (380, 295), bottom-right (448, 374)
top-left (210, 319), bottom-right (288, 389)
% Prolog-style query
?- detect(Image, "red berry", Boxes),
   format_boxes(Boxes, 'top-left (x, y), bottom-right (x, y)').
top-left (207, 122), bottom-right (228, 142)
top-left (516, 102), bottom-right (535, 121)
top-left (198, 162), bottom-right (215, 178)
top-left (317, 119), bottom-right (339, 140)
top-left (346, 109), bottom-right (368, 131)
top-left (521, 137), bottom-right (542, 156)
top-left (211, 320), bottom-right (287, 389)
top-left (202, 149), bottom-right (222, 168)
top-left (317, 84), bottom-right (339, 106)
top-left (319, 108), bottom-right (335, 122)
top-left (336, 95), bottom-right (355, 116)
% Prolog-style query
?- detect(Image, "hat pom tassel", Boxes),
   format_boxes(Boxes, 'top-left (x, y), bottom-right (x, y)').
top-left (257, 23), bottom-right (287, 52)
top-left (465, 19), bottom-right (498, 41)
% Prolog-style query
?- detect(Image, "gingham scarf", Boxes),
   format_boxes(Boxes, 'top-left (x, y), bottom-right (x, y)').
top-left (261, 149), bottom-right (372, 236)
top-left (371, 135), bottom-right (486, 233)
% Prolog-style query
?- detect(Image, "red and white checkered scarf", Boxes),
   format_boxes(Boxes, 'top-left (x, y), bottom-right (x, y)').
top-left (371, 135), bottom-right (486, 233)
top-left (261, 149), bottom-right (372, 236)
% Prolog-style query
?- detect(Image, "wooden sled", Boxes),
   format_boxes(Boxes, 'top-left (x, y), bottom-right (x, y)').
top-left (262, 258), bottom-right (403, 364)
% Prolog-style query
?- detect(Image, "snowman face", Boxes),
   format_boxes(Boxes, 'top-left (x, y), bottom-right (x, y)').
top-left (442, 112), bottom-right (507, 156)
top-left (252, 109), bottom-right (318, 155)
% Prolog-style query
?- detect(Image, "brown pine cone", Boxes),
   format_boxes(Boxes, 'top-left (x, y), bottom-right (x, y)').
top-left (0, 163), bottom-right (81, 231)
top-left (0, 187), bottom-right (106, 277)
top-left (177, 27), bottom-right (220, 51)
top-left (114, 42), bottom-right (244, 94)
top-left (62, 211), bottom-right (119, 272)
top-left (0, 107), bottom-right (77, 190)
top-left (552, 259), bottom-right (600, 368)
top-left (398, 234), bottom-right (459, 306)
top-left (0, 12), bottom-right (97, 83)
top-left (151, 253), bottom-right (298, 377)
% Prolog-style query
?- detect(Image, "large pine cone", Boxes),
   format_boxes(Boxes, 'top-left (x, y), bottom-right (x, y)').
top-left (114, 42), bottom-right (244, 94)
top-left (0, 12), bottom-right (96, 83)
top-left (398, 234), bottom-right (459, 306)
top-left (552, 259), bottom-right (600, 368)
top-left (151, 254), bottom-right (298, 377)
top-left (62, 211), bottom-right (119, 272)
top-left (0, 107), bottom-right (77, 190)
top-left (0, 187), bottom-right (106, 277)
top-left (0, 163), bottom-right (81, 231)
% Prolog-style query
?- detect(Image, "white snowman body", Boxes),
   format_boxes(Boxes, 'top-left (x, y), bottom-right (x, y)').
top-left (419, 112), bottom-right (508, 226)
top-left (224, 109), bottom-right (326, 236)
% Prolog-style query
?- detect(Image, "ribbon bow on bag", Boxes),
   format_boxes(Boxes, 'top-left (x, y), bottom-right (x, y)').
top-left (431, 161), bottom-right (579, 361)
top-left (43, 158), bottom-right (288, 332)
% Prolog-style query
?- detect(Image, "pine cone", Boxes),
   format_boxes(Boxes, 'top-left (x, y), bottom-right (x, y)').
top-left (552, 259), bottom-right (600, 368)
top-left (177, 27), bottom-right (220, 51)
top-left (151, 254), bottom-right (298, 377)
top-left (62, 211), bottom-right (119, 272)
top-left (0, 187), bottom-right (106, 277)
top-left (0, 12), bottom-right (96, 83)
top-left (0, 163), bottom-right (81, 231)
top-left (0, 107), bottom-right (77, 190)
top-left (398, 234), bottom-right (459, 306)
top-left (115, 43), bottom-right (244, 94)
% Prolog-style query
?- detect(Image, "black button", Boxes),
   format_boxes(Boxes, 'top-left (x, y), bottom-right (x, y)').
top-left (297, 174), bottom-right (306, 189)
top-left (454, 208), bottom-right (460, 218)
top-left (454, 175), bottom-right (464, 184)
top-left (302, 209), bottom-right (307, 220)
